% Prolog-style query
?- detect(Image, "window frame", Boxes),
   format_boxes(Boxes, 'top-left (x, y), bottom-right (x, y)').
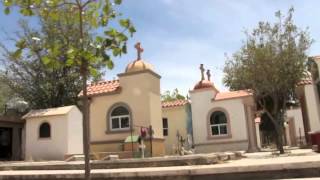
top-left (162, 118), bottom-right (168, 136)
top-left (110, 114), bottom-right (130, 130)
top-left (106, 103), bottom-right (132, 133)
top-left (39, 122), bottom-right (51, 139)
top-left (207, 108), bottom-right (232, 139)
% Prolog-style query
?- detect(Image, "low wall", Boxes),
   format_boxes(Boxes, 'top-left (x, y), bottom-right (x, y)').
top-left (0, 153), bottom-right (231, 171)
top-left (195, 140), bottom-right (248, 153)
top-left (1, 158), bottom-right (320, 180)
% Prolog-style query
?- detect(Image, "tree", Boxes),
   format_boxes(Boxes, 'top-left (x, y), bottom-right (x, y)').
top-left (161, 88), bottom-right (186, 102)
top-left (2, 0), bottom-right (136, 179)
top-left (0, 80), bottom-right (12, 114)
top-left (223, 8), bottom-right (312, 154)
top-left (0, 16), bottom-right (90, 109)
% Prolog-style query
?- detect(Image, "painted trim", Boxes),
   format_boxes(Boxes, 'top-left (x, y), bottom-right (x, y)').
top-left (106, 102), bottom-right (133, 134)
top-left (195, 139), bottom-right (248, 146)
top-left (118, 69), bottom-right (161, 79)
top-left (206, 107), bottom-right (232, 140)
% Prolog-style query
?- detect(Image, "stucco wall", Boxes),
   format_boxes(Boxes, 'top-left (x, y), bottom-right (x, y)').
top-left (286, 108), bottom-right (305, 141)
top-left (67, 107), bottom-right (83, 155)
top-left (195, 141), bottom-right (248, 153)
top-left (90, 71), bottom-right (163, 154)
top-left (190, 89), bottom-right (249, 153)
top-left (25, 115), bottom-right (68, 160)
top-left (304, 84), bottom-right (320, 132)
top-left (162, 106), bottom-right (188, 154)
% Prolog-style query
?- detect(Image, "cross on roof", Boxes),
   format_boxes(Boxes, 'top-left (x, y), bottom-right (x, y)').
top-left (200, 64), bottom-right (205, 81)
top-left (207, 70), bottom-right (211, 81)
top-left (134, 42), bottom-right (144, 60)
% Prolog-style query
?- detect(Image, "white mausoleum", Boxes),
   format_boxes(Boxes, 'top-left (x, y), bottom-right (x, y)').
top-left (23, 105), bottom-right (83, 160)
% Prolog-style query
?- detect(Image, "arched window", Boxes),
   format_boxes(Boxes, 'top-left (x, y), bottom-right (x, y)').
top-left (210, 111), bottom-right (228, 136)
top-left (39, 122), bottom-right (51, 138)
top-left (110, 106), bottom-right (130, 130)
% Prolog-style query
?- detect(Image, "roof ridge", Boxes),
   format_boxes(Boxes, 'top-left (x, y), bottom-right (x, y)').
top-left (89, 79), bottom-right (119, 86)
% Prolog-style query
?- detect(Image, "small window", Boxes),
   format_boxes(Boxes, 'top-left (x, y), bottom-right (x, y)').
top-left (39, 122), bottom-right (51, 138)
top-left (110, 106), bottom-right (130, 131)
top-left (163, 118), bottom-right (168, 136)
top-left (210, 111), bottom-right (228, 136)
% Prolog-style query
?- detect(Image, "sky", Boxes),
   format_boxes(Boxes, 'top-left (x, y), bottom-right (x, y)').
top-left (1, 0), bottom-right (320, 95)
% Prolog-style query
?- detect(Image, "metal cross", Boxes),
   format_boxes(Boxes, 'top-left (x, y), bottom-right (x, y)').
top-left (134, 42), bottom-right (144, 60)
top-left (200, 64), bottom-right (205, 81)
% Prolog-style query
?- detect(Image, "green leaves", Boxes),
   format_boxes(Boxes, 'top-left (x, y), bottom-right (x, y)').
top-left (2, 0), bottom-right (136, 84)
top-left (4, 7), bottom-right (10, 15)
top-left (12, 49), bottom-right (22, 59)
top-left (15, 39), bottom-right (27, 49)
top-left (114, 0), bottom-right (122, 5)
top-left (20, 8), bottom-right (33, 16)
top-left (106, 59), bottom-right (114, 69)
top-left (42, 56), bottom-right (51, 65)
top-left (161, 89), bottom-right (186, 101)
top-left (223, 7), bottom-right (311, 116)
top-left (119, 19), bottom-right (130, 28)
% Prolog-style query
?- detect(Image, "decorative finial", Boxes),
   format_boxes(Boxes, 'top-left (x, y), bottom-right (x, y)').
top-left (134, 42), bottom-right (144, 60)
top-left (200, 64), bottom-right (205, 81)
top-left (206, 70), bottom-right (211, 81)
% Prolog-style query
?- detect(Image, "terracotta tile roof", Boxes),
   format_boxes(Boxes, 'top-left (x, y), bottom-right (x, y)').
top-left (214, 90), bottom-right (252, 101)
top-left (311, 55), bottom-right (320, 60)
top-left (162, 99), bottom-right (189, 108)
top-left (297, 73), bottom-right (313, 86)
top-left (297, 79), bottom-right (312, 86)
top-left (78, 80), bottom-right (120, 97)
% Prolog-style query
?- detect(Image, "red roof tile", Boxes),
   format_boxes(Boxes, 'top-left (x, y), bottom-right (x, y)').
top-left (311, 55), bottom-right (320, 60)
top-left (162, 99), bottom-right (189, 108)
top-left (78, 80), bottom-right (120, 97)
top-left (297, 79), bottom-right (312, 86)
top-left (214, 90), bottom-right (252, 101)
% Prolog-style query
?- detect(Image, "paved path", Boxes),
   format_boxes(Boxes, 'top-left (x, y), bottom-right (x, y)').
top-left (0, 153), bottom-right (320, 179)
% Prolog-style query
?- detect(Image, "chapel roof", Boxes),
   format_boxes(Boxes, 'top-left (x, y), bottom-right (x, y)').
top-left (311, 55), bottom-right (320, 61)
top-left (162, 99), bottom-right (189, 108)
top-left (125, 59), bottom-right (154, 73)
top-left (78, 80), bottom-right (120, 97)
top-left (23, 105), bottom-right (76, 119)
top-left (194, 80), bottom-right (215, 90)
top-left (213, 90), bottom-right (252, 101)
top-left (297, 79), bottom-right (312, 86)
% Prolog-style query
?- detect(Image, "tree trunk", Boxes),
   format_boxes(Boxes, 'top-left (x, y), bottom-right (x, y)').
top-left (82, 72), bottom-right (91, 180)
top-left (275, 124), bottom-right (285, 154)
top-left (276, 131), bottom-right (285, 154)
top-left (77, 2), bottom-right (91, 179)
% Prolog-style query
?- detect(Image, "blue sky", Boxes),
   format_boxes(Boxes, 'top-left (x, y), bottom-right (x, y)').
top-left (1, 0), bottom-right (320, 95)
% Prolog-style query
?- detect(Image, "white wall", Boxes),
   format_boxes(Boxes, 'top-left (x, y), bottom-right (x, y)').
top-left (67, 106), bottom-right (83, 155)
top-left (286, 108), bottom-right (305, 140)
top-left (190, 89), bottom-right (249, 152)
top-left (304, 84), bottom-right (320, 132)
top-left (25, 115), bottom-right (68, 161)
